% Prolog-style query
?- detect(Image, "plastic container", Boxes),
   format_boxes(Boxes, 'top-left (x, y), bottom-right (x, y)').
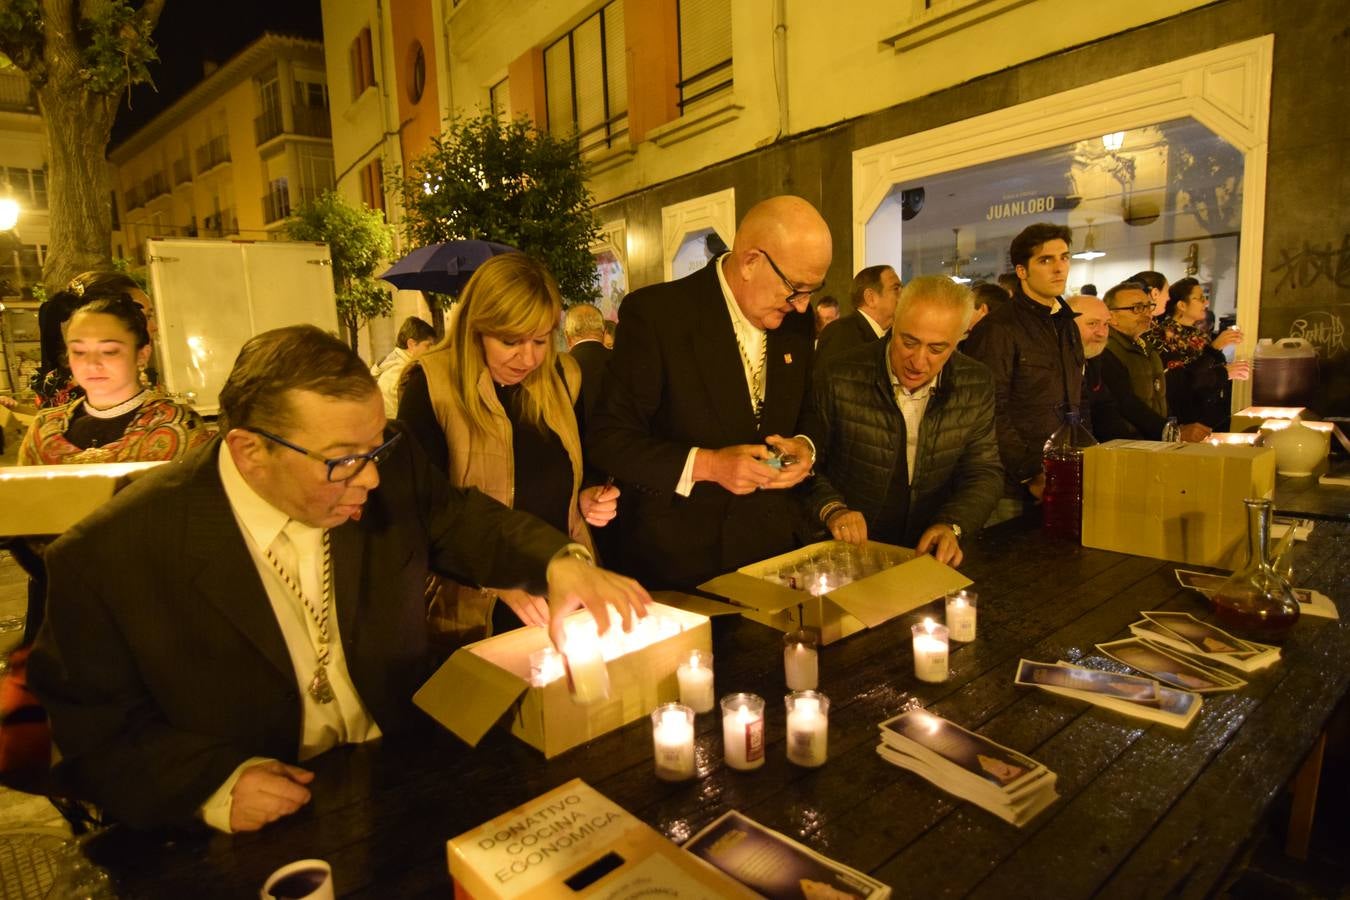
top-left (1042, 411), bottom-right (1097, 541)
top-left (1252, 338), bottom-right (1318, 408)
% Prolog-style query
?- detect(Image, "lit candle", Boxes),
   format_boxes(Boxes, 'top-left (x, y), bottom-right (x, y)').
top-left (911, 618), bottom-right (949, 683)
top-left (945, 590), bottom-right (978, 643)
top-left (785, 691), bottom-right (829, 767)
top-left (651, 703), bottom-right (696, 781)
top-left (677, 650), bottom-right (716, 713)
top-left (783, 629), bottom-right (820, 692)
top-left (720, 693), bottom-right (765, 771)
top-left (528, 647), bottom-right (565, 686)
top-left (563, 628), bottom-right (611, 705)
top-left (811, 572), bottom-right (830, 597)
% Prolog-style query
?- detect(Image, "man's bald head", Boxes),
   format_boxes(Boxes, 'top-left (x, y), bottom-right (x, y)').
top-left (1068, 294), bottom-right (1111, 359)
top-left (722, 196), bottom-right (832, 331)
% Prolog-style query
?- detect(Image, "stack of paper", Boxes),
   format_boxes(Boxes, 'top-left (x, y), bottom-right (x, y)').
top-left (875, 709), bottom-right (1058, 827)
top-left (684, 810), bottom-right (891, 900)
top-left (1129, 612), bottom-right (1279, 672)
top-left (1175, 569), bottom-right (1339, 619)
top-left (1014, 659), bottom-right (1201, 729)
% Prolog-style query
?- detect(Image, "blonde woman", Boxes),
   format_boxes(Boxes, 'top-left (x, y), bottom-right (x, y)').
top-left (398, 253), bottom-right (618, 641)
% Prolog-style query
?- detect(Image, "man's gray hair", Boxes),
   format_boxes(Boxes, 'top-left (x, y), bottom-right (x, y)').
top-left (563, 303), bottom-right (606, 342)
top-left (896, 275), bottom-right (975, 333)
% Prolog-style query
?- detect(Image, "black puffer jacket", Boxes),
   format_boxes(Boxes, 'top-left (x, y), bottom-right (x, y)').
top-left (961, 289), bottom-right (1086, 495)
top-left (803, 340), bottom-right (1004, 545)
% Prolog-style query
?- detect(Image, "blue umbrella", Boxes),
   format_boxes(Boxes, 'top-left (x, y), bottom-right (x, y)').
top-left (379, 240), bottom-right (518, 294)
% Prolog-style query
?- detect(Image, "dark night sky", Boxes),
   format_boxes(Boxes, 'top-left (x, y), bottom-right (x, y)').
top-left (110, 0), bottom-right (324, 147)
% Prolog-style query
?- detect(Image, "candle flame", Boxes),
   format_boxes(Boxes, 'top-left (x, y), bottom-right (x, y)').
top-left (923, 617), bottom-right (937, 633)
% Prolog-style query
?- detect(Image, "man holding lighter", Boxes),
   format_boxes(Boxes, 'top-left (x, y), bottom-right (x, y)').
top-left (587, 196), bottom-right (832, 589)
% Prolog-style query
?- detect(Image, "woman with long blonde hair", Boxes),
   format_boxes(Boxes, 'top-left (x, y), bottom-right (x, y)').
top-left (399, 253), bottom-right (618, 641)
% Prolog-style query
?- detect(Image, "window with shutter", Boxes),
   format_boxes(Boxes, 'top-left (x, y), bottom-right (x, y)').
top-left (542, 1), bottom-right (628, 155)
top-left (677, 0), bottom-right (732, 111)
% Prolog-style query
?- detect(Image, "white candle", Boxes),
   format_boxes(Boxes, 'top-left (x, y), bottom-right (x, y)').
top-left (811, 572), bottom-right (830, 597)
top-left (945, 590), bottom-right (978, 643)
top-left (720, 693), bottom-right (765, 771)
top-left (785, 691), bottom-right (830, 767)
top-left (563, 629), bottom-right (611, 705)
top-left (911, 618), bottom-right (949, 683)
top-left (677, 650), bottom-right (716, 713)
top-left (651, 703), bottom-right (696, 781)
top-left (783, 629), bottom-right (819, 691)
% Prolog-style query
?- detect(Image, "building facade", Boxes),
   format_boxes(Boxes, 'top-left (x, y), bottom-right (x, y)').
top-left (109, 34), bottom-right (335, 266)
top-left (328, 0), bottom-right (1348, 413)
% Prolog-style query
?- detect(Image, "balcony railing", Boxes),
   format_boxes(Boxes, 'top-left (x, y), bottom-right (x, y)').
top-left (195, 135), bottom-right (231, 173)
top-left (292, 104), bottom-right (331, 138)
top-left (254, 106), bottom-right (284, 145)
top-left (141, 172), bottom-right (169, 202)
top-left (201, 208), bottom-right (237, 237)
top-left (172, 158), bottom-right (192, 187)
top-left (124, 187), bottom-right (143, 211)
top-left (0, 70), bottom-right (36, 113)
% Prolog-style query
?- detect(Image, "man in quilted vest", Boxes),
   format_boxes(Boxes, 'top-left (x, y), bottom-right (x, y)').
top-left (804, 276), bottom-right (1003, 566)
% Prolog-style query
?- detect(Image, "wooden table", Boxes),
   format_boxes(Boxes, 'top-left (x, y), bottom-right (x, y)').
top-left (1275, 459), bottom-right (1350, 522)
top-left (83, 517), bottom-right (1349, 899)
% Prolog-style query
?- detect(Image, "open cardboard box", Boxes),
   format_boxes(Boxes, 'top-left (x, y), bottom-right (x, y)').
top-left (1229, 405), bottom-right (1304, 434)
top-left (1082, 439), bottom-right (1276, 569)
top-left (416, 598), bottom-right (713, 758)
top-left (0, 461), bottom-right (164, 536)
top-left (447, 779), bottom-right (757, 899)
top-left (697, 540), bottom-right (971, 645)
top-left (0, 404), bottom-right (33, 454)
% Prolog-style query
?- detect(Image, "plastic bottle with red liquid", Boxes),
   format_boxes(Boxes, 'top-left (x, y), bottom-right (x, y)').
top-left (1041, 410), bottom-right (1096, 541)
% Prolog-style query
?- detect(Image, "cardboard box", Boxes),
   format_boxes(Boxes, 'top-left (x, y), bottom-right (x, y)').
top-left (0, 461), bottom-right (164, 536)
top-left (0, 405), bottom-right (33, 455)
top-left (447, 779), bottom-right (758, 899)
top-left (1229, 406), bottom-right (1304, 433)
top-left (1082, 440), bottom-right (1276, 569)
top-left (698, 540), bottom-right (972, 645)
top-left (416, 600), bottom-right (712, 758)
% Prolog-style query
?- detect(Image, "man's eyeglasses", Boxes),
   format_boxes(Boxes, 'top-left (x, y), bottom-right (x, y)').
top-left (758, 248), bottom-right (824, 306)
top-left (1110, 303), bottom-right (1155, 316)
top-left (246, 427), bottom-right (402, 482)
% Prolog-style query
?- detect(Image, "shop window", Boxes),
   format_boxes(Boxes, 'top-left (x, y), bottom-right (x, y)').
top-left (867, 118), bottom-right (1245, 324)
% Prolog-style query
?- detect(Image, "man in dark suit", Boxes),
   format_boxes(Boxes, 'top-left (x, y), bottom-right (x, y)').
top-left (814, 264), bottom-right (901, 368)
top-left (563, 303), bottom-right (611, 423)
top-left (587, 196), bottom-right (832, 589)
top-left (29, 326), bottom-right (648, 833)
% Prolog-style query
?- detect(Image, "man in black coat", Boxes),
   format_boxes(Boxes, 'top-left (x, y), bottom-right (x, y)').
top-left (814, 264), bottom-right (901, 368)
top-left (563, 303), bottom-right (611, 423)
top-left (805, 276), bottom-right (1003, 566)
top-left (587, 196), bottom-right (832, 589)
top-left (29, 326), bottom-right (648, 833)
top-left (962, 223), bottom-right (1086, 519)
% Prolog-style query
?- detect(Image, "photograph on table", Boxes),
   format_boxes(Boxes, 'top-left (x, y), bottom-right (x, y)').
top-left (1097, 638), bottom-right (1246, 693)
top-left (1140, 612), bottom-right (1260, 657)
top-left (1174, 569), bottom-right (1339, 619)
top-left (879, 709), bottom-right (1039, 790)
top-left (1015, 659), bottom-right (1160, 703)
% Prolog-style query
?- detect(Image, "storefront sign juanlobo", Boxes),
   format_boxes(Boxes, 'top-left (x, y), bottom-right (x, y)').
top-left (986, 194), bottom-right (1073, 221)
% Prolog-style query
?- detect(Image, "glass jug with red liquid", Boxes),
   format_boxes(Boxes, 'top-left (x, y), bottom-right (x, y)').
top-left (1041, 410), bottom-right (1096, 541)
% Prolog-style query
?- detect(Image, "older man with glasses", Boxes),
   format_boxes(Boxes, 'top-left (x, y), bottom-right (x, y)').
top-left (588, 195), bottom-right (833, 589)
top-left (30, 325), bottom-right (649, 834)
top-left (1101, 281), bottom-right (1211, 442)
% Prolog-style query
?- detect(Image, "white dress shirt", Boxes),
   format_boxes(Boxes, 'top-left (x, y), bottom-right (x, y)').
top-left (887, 353), bottom-right (938, 484)
top-left (859, 308), bottom-right (887, 338)
top-left (200, 446), bottom-right (381, 831)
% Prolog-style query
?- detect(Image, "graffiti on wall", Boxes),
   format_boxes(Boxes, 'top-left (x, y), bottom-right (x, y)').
top-left (1269, 234), bottom-right (1350, 292)
top-left (1286, 310), bottom-right (1346, 358)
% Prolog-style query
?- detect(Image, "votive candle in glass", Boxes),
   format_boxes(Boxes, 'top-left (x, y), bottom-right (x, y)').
top-left (785, 691), bottom-right (829, 767)
top-left (563, 628), bottom-right (611, 705)
top-left (945, 590), bottom-right (978, 643)
top-left (911, 618), bottom-right (949, 683)
top-left (720, 693), bottom-right (765, 771)
top-left (783, 629), bottom-right (820, 691)
top-left (651, 703), bottom-right (696, 781)
top-left (676, 649), bottom-right (716, 713)
top-left (528, 647), bottom-right (565, 687)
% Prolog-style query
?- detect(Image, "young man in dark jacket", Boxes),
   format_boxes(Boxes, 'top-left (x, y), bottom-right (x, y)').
top-left (962, 223), bottom-right (1085, 521)
top-left (804, 276), bottom-right (1003, 566)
